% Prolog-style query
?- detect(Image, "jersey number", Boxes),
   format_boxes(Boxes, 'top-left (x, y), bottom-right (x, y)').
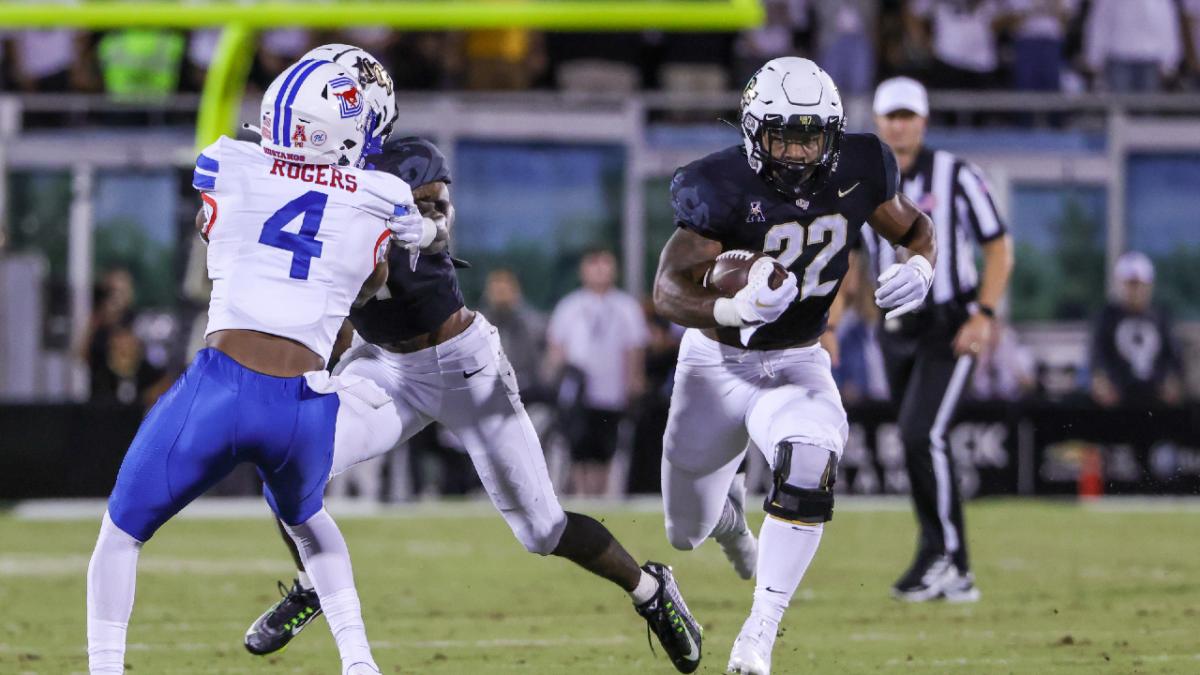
top-left (763, 215), bottom-right (847, 299)
top-left (259, 190), bottom-right (328, 280)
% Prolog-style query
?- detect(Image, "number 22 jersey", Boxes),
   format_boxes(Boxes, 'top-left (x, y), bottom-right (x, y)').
top-left (670, 133), bottom-right (899, 349)
top-left (193, 136), bottom-right (414, 364)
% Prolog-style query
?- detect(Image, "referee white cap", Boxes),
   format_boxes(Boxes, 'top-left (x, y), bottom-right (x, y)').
top-left (1114, 251), bottom-right (1155, 284)
top-left (873, 77), bottom-right (929, 117)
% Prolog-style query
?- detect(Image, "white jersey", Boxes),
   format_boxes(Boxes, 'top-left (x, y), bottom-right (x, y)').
top-left (193, 136), bottom-right (413, 363)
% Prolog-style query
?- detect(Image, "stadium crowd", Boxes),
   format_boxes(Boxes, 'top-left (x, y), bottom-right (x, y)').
top-left (4, 0), bottom-right (1200, 100)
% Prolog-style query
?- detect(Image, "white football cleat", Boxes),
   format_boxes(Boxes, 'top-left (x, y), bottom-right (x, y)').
top-left (343, 662), bottom-right (381, 675)
top-left (726, 614), bottom-right (776, 675)
top-left (715, 473), bottom-right (757, 580)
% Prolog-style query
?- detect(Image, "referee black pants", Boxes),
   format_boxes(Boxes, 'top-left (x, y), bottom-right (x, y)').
top-left (879, 317), bottom-right (974, 573)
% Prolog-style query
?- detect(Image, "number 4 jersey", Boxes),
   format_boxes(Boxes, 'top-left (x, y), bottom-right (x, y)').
top-left (194, 136), bottom-right (413, 363)
top-left (670, 133), bottom-right (899, 349)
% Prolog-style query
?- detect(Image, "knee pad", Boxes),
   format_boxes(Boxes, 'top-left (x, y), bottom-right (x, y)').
top-left (763, 440), bottom-right (838, 524)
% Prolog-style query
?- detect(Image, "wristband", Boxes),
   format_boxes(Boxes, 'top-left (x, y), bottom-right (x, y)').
top-left (713, 297), bottom-right (745, 327)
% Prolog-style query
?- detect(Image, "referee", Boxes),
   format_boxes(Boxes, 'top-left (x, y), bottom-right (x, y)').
top-left (862, 77), bottom-right (1013, 602)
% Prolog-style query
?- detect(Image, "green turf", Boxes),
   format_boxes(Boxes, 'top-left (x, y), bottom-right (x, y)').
top-left (1, 500), bottom-right (1198, 674)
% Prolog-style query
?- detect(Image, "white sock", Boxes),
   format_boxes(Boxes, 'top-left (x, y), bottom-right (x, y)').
top-left (629, 570), bottom-right (659, 605)
top-left (297, 570), bottom-right (314, 590)
top-left (87, 512), bottom-right (143, 675)
top-left (284, 509), bottom-right (375, 669)
top-left (750, 516), bottom-right (823, 625)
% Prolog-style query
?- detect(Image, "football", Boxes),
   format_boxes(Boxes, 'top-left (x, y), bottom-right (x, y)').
top-left (704, 249), bottom-right (788, 296)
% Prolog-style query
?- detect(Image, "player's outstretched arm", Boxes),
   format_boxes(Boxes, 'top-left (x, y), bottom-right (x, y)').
top-left (652, 228), bottom-right (725, 328)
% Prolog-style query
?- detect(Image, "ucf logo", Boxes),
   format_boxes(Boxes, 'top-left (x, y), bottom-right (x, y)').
top-left (354, 56), bottom-right (394, 96)
top-left (741, 76), bottom-right (758, 109)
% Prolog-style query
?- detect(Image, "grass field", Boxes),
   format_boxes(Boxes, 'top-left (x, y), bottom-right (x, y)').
top-left (1, 498), bottom-right (1198, 674)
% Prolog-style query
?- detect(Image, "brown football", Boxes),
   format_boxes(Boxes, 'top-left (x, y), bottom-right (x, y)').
top-left (704, 250), bottom-right (788, 297)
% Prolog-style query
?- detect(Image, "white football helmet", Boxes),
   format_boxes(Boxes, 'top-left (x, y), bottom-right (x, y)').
top-left (740, 57), bottom-right (845, 198)
top-left (301, 44), bottom-right (396, 160)
top-left (259, 59), bottom-right (379, 167)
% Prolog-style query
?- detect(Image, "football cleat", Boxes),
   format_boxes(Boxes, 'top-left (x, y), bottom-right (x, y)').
top-left (891, 553), bottom-right (955, 602)
top-left (941, 568), bottom-right (982, 603)
top-left (635, 562), bottom-right (703, 673)
top-left (714, 473), bottom-right (757, 580)
top-left (727, 614), bottom-right (777, 675)
top-left (244, 579), bottom-right (323, 655)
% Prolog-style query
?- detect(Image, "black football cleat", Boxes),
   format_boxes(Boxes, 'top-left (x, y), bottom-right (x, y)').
top-left (635, 561), bottom-right (703, 673)
top-left (244, 579), bottom-right (322, 655)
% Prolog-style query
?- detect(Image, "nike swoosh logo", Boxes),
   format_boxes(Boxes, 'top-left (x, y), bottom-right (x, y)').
top-left (680, 631), bottom-right (700, 662)
top-left (765, 586), bottom-right (787, 594)
top-left (837, 182), bottom-right (860, 198)
top-left (463, 366), bottom-right (486, 379)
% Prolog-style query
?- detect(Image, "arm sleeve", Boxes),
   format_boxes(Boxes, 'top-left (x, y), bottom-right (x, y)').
top-left (957, 162), bottom-right (1007, 242)
top-left (192, 138), bottom-right (223, 193)
top-left (670, 165), bottom-right (727, 240)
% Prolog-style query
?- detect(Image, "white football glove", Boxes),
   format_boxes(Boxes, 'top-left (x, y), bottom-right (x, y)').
top-left (387, 204), bottom-right (437, 249)
top-left (714, 257), bottom-right (799, 327)
top-left (874, 255), bottom-right (933, 320)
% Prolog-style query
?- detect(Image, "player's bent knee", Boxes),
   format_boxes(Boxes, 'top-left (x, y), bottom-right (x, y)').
top-left (665, 521), bottom-right (705, 551)
top-left (763, 440), bottom-right (838, 524)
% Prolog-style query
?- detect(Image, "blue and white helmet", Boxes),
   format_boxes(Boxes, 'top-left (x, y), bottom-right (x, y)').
top-left (301, 44), bottom-right (396, 160)
top-left (259, 59), bottom-right (380, 167)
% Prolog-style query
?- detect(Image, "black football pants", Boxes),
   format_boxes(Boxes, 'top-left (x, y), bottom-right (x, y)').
top-left (879, 328), bottom-right (974, 573)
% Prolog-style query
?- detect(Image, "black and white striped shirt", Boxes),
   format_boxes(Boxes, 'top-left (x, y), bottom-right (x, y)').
top-left (861, 146), bottom-right (1006, 306)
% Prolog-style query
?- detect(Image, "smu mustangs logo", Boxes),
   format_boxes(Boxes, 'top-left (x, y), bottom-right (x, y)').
top-left (328, 77), bottom-right (363, 119)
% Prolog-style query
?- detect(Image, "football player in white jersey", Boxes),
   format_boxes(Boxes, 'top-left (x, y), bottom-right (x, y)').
top-left (85, 53), bottom-right (431, 675)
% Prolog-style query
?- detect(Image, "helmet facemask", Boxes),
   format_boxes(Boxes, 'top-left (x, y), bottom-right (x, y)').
top-left (743, 111), bottom-right (844, 199)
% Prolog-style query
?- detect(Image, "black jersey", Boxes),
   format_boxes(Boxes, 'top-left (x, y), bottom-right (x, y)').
top-left (671, 133), bottom-right (899, 349)
top-left (350, 244), bottom-right (466, 344)
top-left (349, 137), bottom-right (465, 344)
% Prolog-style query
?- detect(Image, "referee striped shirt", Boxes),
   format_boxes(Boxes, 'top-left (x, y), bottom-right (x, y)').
top-left (861, 146), bottom-right (1007, 305)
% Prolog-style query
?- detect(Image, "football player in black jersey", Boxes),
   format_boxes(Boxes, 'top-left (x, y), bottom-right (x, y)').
top-left (652, 57), bottom-right (937, 675)
top-left (240, 137), bottom-right (703, 673)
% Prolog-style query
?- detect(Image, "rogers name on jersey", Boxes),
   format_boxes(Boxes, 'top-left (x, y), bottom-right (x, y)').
top-left (268, 159), bottom-right (359, 193)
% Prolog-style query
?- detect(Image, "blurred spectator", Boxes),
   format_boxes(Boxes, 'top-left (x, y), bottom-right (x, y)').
top-left (81, 267), bottom-right (136, 377)
top-left (546, 248), bottom-right (648, 496)
top-left (734, 0), bottom-right (810, 85)
top-left (7, 30), bottom-right (96, 93)
top-left (1001, 0), bottom-right (1079, 92)
top-left (906, 0), bottom-right (1002, 89)
top-left (97, 30), bottom-right (185, 101)
top-left (481, 267), bottom-right (547, 397)
top-left (185, 29), bottom-right (220, 91)
top-left (1084, 0), bottom-right (1182, 92)
top-left (834, 308), bottom-right (890, 403)
top-left (628, 302), bottom-right (682, 494)
top-left (392, 33), bottom-right (456, 90)
top-left (812, 0), bottom-right (878, 94)
top-left (1088, 252), bottom-right (1184, 407)
top-left (89, 325), bottom-right (168, 408)
top-left (462, 29), bottom-right (546, 90)
top-left (969, 321), bottom-right (1037, 400)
